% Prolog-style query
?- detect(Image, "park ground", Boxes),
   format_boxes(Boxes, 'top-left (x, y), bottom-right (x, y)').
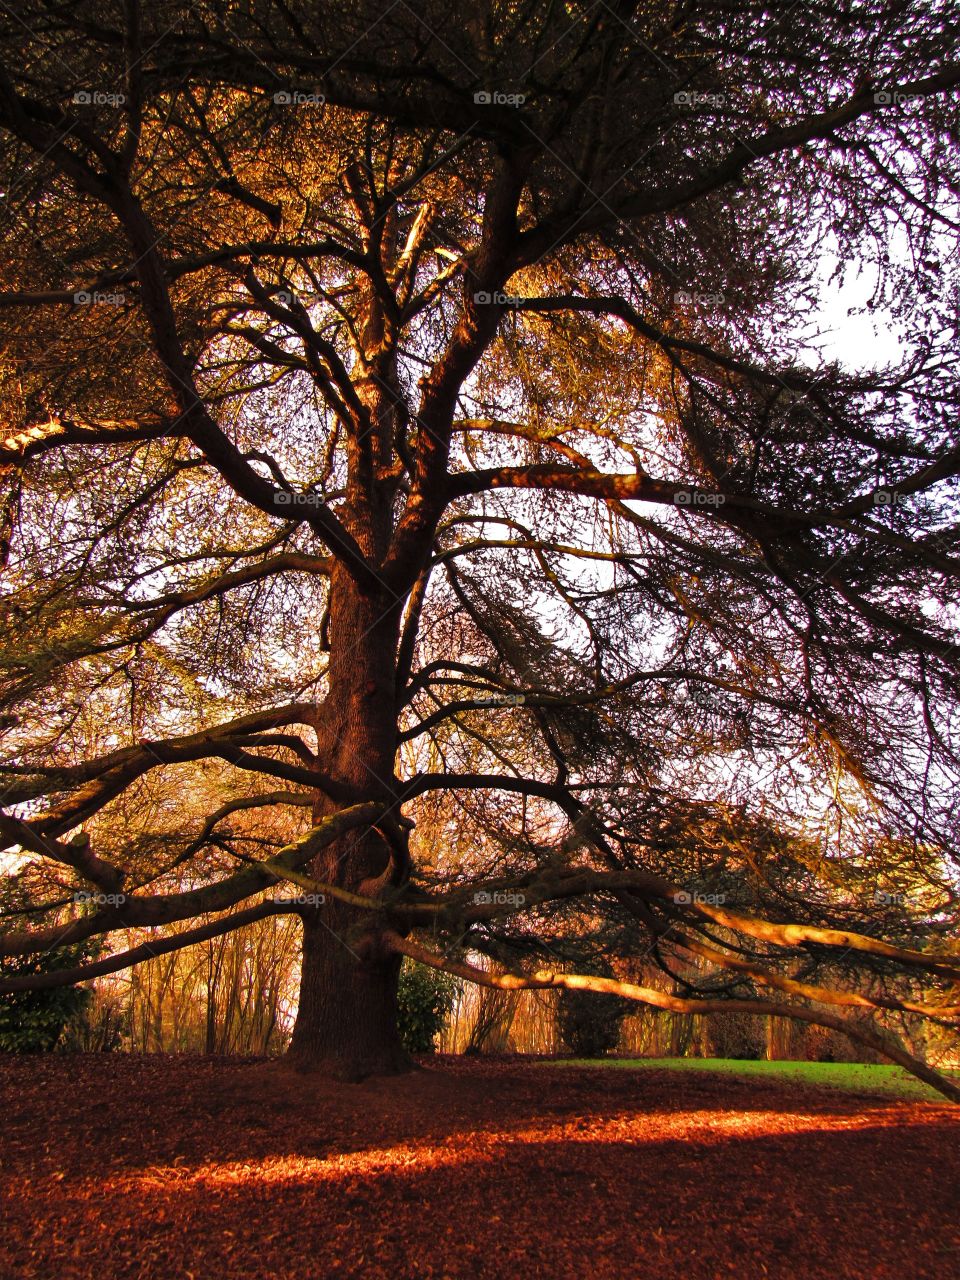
top-left (1, 1054), bottom-right (959, 1280)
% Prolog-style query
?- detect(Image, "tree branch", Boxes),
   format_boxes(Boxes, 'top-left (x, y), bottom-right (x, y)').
top-left (386, 932), bottom-right (960, 1104)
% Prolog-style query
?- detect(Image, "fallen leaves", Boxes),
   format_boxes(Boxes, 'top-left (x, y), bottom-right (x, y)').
top-left (0, 1054), bottom-right (958, 1279)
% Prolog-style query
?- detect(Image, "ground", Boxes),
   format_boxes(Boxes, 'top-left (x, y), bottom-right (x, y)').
top-left (1, 1055), bottom-right (958, 1280)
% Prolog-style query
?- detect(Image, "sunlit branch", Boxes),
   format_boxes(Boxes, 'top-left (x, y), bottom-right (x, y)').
top-left (385, 932), bottom-right (960, 1104)
top-left (621, 894), bottom-right (960, 1019)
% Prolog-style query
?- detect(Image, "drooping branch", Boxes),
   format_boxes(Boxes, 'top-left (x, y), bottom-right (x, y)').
top-left (385, 932), bottom-right (960, 1105)
top-left (0, 802), bottom-right (385, 959)
top-left (618, 893), bottom-right (960, 1020)
top-left (130, 790), bottom-right (316, 890)
top-left (0, 820), bottom-right (124, 894)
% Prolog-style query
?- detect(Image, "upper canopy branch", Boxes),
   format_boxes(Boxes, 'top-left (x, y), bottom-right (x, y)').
top-left (0, 79), bottom-right (383, 592)
top-left (511, 65), bottom-right (960, 266)
top-left (0, 704), bottom-right (319, 809)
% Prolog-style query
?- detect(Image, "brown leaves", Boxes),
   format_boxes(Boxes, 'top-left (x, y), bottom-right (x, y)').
top-left (1, 1054), bottom-right (959, 1278)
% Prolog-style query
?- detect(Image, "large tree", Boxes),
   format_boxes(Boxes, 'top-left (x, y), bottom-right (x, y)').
top-left (1, 1), bottom-right (959, 1092)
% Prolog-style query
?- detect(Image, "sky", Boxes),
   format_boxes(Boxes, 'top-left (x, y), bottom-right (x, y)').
top-left (810, 255), bottom-right (905, 370)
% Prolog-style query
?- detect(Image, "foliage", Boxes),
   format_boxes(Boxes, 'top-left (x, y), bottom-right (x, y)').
top-left (0, 875), bottom-right (100, 1052)
top-left (0, 875), bottom-right (102, 1054)
top-left (0, 951), bottom-right (94, 1052)
top-left (396, 958), bottom-right (460, 1054)
top-left (0, 1), bottom-right (958, 1088)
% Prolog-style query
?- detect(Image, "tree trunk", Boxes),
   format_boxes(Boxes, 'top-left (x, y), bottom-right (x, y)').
top-left (287, 917), bottom-right (410, 1079)
top-left (286, 557), bottom-right (414, 1079)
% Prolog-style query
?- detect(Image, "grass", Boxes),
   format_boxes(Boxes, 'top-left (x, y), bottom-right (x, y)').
top-left (551, 1057), bottom-right (960, 1101)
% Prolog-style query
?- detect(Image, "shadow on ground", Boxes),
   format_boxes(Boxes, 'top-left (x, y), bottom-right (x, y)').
top-left (1, 1055), bottom-right (958, 1279)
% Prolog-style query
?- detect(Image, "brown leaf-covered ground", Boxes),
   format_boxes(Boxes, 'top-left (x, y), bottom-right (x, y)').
top-left (1, 1054), bottom-right (958, 1279)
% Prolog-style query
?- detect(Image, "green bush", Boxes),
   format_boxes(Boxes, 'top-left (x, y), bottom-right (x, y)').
top-left (0, 946), bottom-right (97, 1052)
top-left (557, 985), bottom-right (632, 1057)
top-left (0, 874), bottom-right (100, 1052)
top-left (396, 957), bottom-right (460, 1053)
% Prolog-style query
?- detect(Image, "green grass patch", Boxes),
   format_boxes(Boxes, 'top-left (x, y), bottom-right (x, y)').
top-left (550, 1057), bottom-right (960, 1101)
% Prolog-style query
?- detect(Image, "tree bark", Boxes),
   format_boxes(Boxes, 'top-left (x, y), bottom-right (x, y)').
top-left (287, 916), bottom-right (410, 1079)
top-left (286, 553), bottom-right (414, 1079)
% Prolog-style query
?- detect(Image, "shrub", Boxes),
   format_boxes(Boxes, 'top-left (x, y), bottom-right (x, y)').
top-left (557, 984), bottom-right (632, 1057)
top-left (704, 1011), bottom-right (765, 1060)
top-left (396, 958), bottom-right (460, 1053)
top-left (0, 947), bottom-right (97, 1052)
top-left (0, 874), bottom-right (101, 1052)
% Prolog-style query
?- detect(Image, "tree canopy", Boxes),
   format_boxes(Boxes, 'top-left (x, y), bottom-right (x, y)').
top-left (0, 0), bottom-right (958, 1092)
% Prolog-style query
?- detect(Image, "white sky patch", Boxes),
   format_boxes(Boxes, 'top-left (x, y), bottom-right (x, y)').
top-left (808, 249), bottom-right (907, 370)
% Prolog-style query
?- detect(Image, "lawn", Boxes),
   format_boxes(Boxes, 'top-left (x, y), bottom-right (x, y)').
top-left (553, 1057), bottom-right (960, 1101)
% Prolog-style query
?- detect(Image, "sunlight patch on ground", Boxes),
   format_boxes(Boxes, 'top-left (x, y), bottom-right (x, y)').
top-left (63, 1107), bottom-right (952, 1199)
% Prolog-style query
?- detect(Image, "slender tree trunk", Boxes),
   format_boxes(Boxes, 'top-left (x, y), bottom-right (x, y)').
top-left (286, 558), bottom-right (414, 1079)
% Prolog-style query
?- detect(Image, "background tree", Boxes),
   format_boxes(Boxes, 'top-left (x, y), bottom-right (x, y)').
top-left (0, 1), bottom-right (959, 1091)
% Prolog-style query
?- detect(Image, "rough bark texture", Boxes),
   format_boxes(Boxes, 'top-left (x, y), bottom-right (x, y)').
top-left (286, 916), bottom-right (411, 1080)
top-left (286, 429), bottom-right (414, 1076)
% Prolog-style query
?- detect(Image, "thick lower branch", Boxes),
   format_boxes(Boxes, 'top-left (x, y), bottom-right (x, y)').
top-left (0, 901), bottom-right (294, 991)
top-left (0, 802), bottom-right (384, 957)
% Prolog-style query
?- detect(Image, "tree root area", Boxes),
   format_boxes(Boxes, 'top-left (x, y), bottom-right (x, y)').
top-left (1, 1054), bottom-right (958, 1279)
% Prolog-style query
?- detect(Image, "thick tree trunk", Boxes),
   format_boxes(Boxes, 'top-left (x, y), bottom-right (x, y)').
top-left (286, 555), bottom-right (413, 1079)
top-left (287, 917), bottom-right (410, 1079)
